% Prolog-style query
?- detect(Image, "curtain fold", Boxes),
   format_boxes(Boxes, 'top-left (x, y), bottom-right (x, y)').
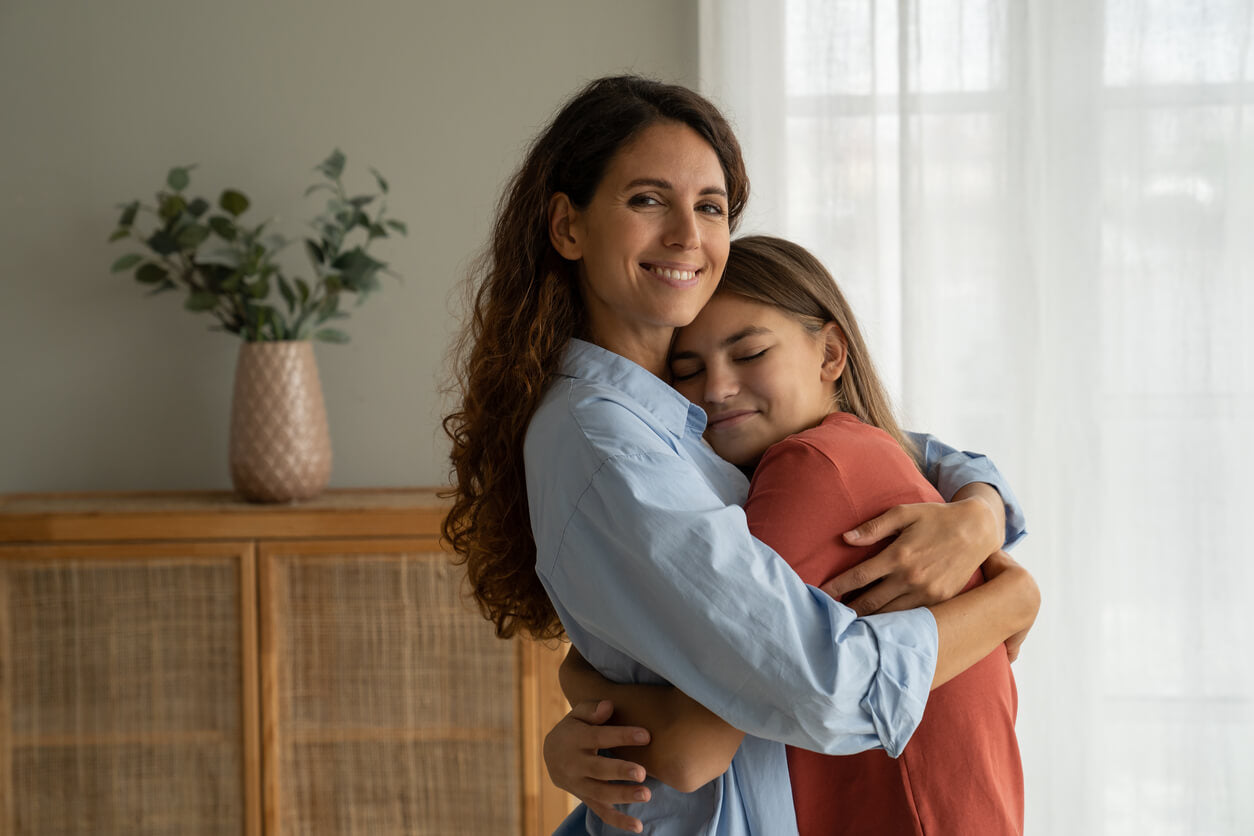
top-left (700, 1), bottom-right (1254, 832)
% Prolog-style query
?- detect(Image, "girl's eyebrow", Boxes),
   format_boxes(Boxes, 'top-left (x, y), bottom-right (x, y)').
top-left (625, 177), bottom-right (728, 198)
top-left (671, 325), bottom-right (773, 361)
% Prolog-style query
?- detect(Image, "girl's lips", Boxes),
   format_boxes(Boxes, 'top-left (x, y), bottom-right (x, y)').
top-left (705, 409), bottom-right (756, 431)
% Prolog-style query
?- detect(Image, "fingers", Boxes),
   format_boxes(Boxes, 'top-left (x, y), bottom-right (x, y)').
top-left (843, 504), bottom-right (917, 547)
top-left (821, 552), bottom-right (895, 602)
top-left (588, 800), bottom-right (645, 834)
top-left (568, 699), bottom-right (614, 724)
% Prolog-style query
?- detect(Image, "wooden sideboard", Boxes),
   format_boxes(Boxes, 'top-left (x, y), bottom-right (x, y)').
top-left (0, 489), bottom-right (572, 835)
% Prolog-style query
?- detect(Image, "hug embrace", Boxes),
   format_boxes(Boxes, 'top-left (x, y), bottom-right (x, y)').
top-left (444, 75), bottom-right (1039, 835)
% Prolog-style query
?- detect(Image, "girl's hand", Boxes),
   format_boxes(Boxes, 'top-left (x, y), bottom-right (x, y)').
top-left (821, 494), bottom-right (1002, 615)
top-left (542, 699), bottom-right (652, 834)
top-left (979, 549), bottom-right (1039, 662)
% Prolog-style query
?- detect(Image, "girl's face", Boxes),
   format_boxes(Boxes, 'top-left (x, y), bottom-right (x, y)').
top-left (549, 121), bottom-right (730, 368)
top-left (670, 293), bottom-right (846, 468)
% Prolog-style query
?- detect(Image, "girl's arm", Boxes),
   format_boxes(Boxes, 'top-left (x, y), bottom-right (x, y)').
top-left (558, 647), bottom-right (744, 793)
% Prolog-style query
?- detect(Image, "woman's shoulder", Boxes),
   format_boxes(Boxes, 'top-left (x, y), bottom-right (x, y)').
top-left (524, 375), bottom-right (683, 483)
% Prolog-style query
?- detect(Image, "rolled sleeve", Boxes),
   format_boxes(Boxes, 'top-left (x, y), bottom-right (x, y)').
top-left (908, 430), bottom-right (1028, 549)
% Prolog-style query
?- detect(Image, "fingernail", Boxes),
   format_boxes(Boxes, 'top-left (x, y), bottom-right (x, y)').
top-left (631, 768), bottom-right (645, 782)
top-left (634, 788), bottom-right (649, 801)
top-left (632, 730), bottom-right (649, 744)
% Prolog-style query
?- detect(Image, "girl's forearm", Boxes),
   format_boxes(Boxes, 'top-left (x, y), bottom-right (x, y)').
top-left (560, 649), bottom-right (744, 792)
top-left (927, 550), bottom-right (1038, 689)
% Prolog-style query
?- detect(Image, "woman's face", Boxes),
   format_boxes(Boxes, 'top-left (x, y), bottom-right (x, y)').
top-left (552, 121), bottom-right (731, 365)
top-left (670, 293), bottom-right (844, 468)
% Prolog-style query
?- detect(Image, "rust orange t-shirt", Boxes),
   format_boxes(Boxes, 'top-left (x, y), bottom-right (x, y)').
top-left (744, 412), bottom-right (1023, 836)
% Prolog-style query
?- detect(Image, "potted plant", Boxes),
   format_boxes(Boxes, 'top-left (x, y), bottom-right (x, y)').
top-left (108, 150), bottom-right (408, 502)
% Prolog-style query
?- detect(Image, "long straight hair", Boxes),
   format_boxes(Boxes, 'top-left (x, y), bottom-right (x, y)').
top-left (719, 235), bottom-right (919, 466)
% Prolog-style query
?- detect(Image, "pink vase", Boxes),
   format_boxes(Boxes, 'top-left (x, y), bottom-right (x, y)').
top-left (229, 341), bottom-right (332, 503)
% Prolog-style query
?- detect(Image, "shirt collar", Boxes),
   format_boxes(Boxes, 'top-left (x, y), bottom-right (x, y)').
top-left (559, 338), bottom-right (707, 439)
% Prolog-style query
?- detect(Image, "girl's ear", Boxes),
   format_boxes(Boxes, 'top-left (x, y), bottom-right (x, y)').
top-left (548, 193), bottom-right (583, 260)
top-left (819, 322), bottom-right (848, 383)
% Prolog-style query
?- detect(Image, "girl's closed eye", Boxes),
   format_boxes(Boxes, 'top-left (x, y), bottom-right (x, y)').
top-left (734, 348), bottom-right (769, 364)
top-left (670, 363), bottom-right (704, 383)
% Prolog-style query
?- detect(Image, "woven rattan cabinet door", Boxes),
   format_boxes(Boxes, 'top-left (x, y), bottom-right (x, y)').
top-left (261, 539), bottom-right (548, 835)
top-left (0, 542), bottom-right (258, 836)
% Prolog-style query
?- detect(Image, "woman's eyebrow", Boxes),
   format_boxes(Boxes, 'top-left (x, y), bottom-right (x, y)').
top-left (625, 177), bottom-right (728, 197)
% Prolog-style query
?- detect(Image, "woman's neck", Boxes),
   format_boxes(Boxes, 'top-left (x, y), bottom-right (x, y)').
top-left (585, 326), bottom-right (674, 379)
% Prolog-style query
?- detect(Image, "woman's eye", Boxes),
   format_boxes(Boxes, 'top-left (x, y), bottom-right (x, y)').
top-left (697, 201), bottom-right (726, 216)
top-left (734, 349), bottom-right (768, 364)
top-left (629, 194), bottom-right (662, 207)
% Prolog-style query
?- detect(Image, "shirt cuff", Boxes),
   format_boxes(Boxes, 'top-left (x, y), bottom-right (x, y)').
top-left (859, 607), bottom-right (937, 758)
top-left (931, 450), bottom-right (1029, 550)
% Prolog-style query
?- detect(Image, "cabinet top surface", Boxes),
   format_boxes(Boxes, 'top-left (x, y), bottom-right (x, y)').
top-left (0, 488), bottom-right (452, 543)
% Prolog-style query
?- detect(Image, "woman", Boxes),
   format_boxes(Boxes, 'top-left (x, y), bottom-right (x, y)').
top-left (557, 235), bottom-right (1025, 834)
top-left (443, 75), bottom-right (1037, 835)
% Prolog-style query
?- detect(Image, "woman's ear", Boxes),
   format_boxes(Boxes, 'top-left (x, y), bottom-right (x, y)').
top-left (819, 322), bottom-right (848, 383)
top-left (548, 193), bottom-right (583, 261)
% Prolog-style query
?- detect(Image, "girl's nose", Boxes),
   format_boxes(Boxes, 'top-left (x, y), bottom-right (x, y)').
top-left (704, 362), bottom-right (738, 403)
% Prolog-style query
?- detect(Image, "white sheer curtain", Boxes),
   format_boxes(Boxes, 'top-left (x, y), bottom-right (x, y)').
top-left (700, 1), bottom-right (1254, 833)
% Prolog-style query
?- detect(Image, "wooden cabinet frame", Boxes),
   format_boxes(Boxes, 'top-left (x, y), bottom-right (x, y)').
top-left (0, 490), bottom-right (571, 835)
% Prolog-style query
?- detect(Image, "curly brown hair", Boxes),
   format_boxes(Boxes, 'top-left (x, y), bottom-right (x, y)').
top-left (443, 76), bottom-right (749, 640)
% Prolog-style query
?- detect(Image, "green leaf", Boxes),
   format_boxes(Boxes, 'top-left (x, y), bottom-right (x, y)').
top-left (385, 219), bottom-right (408, 236)
top-left (248, 276), bottom-right (270, 299)
top-left (135, 263), bottom-right (168, 285)
top-left (146, 279), bottom-right (178, 296)
top-left (304, 182), bottom-right (335, 197)
top-left (159, 193), bottom-right (187, 222)
top-left (315, 327), bottom-right (350, 344)
top-left (304, 239), bottom-right (325, 265)
top-left (208, 215), bottom-right (238, 241)
top-left (219, 189), bottom-right (250, 217)
top-left (367, 223), bottom-right (387, 240)
top-left (108, 227), bottom-right (131, 242)
top-left (185, 291), bottom-right (218, 311)
top-left (117, 201), bottom-right (140, 228)
top-left (277, 276), bottom-right (296, 312)
top-left (316, 149), bottom-right (346, 181)
top-left (110, 253), bottom-right (143, 272)
top-left (295, 278), bottom-right (310, 304)
top-left (166, 165), bottom-right (193, 192)
top-left (369, 166), bottom-right (388, 194)
top-left (146, 230), bottom-right (181, 256)
top-left (332, 247), bottom-right (385, 288)
top-left (187, 197), bottom-right (210, 217)
top-left (348, 195), bottom-right (375, 208)
top-left (176, 223), bottom-right (211, 250)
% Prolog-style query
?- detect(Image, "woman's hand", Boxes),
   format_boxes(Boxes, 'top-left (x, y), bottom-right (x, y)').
top-left (821, 487), bottom-right (1004, 615)
top-left (543, 699), bottom-right (652, 834)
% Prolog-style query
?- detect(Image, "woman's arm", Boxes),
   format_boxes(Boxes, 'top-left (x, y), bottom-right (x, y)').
top-left (559, 647), bottom-right (744, 793)
top-left (823, 432), bottom-right (1025, 615)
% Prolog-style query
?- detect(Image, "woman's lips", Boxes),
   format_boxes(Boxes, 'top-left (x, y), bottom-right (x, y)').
top-left (642, 262), bottom-right (701, 287)
top-left (705, 409), bottom-right (756, 431)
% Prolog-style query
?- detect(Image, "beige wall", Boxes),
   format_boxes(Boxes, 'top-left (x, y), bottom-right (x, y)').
top-left (0, 0), bottom-right (698, 492)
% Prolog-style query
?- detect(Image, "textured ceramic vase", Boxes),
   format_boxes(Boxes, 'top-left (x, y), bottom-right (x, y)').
top-left (229, 341), bottom-right (332, 503)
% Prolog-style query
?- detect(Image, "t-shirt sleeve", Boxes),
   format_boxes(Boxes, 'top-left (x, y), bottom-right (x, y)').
top-left (744, 436), bottom-right (872, 589)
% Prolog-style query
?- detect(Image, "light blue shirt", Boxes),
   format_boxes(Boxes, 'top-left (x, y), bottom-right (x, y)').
top-left (527, 339), bottom-right (1026, 836)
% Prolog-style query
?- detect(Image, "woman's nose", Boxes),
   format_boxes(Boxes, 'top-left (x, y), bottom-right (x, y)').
top-left (663, 208), bottom-right (700, 250)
